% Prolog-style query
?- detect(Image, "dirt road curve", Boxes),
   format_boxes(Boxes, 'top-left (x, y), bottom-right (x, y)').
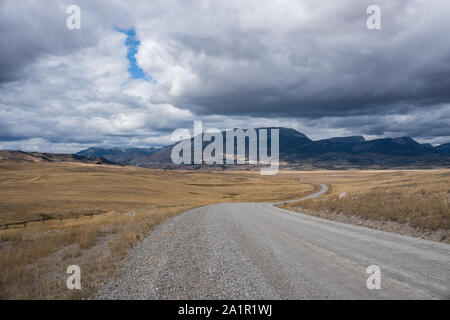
top-left (98, 184), bottom-right (450, 299)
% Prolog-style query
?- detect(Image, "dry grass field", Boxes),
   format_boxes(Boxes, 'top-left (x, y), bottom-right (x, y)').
top-left (280, 170), bottom-right (450, 242)
top-left (1, 160), bottom-right (449, 299)
top-left (0, 160), bottom-right (315, 299)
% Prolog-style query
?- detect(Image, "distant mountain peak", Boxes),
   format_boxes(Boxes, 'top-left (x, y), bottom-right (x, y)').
top-left (391, 136), bottom-right (419, 145)
top-left (324, 136), bottom-right (366, 143)
top-left (75, 146), bottom-right (158, 163)
top-left (232, 127), bottom-right (310, 139)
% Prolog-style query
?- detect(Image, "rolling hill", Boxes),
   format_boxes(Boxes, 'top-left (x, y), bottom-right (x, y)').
top-left (0, 150), bottom-right (115, 165)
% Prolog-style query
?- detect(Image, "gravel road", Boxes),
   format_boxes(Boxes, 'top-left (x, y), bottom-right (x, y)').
top-left (98, 184), bottom-right (450, 299)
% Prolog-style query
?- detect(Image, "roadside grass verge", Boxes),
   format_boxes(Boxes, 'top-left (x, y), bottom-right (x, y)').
top-left (0, 206), bottom-right (187, 299)
top-left (280, 170), bottom-right (450, 242)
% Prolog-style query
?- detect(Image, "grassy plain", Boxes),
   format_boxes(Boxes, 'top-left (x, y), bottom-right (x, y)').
top-left (280, 170), bottom-right (450, 242)
top-left (0, 161), bottom-right (448, 299)
top-left (0, 160), bottom-right (314, 299)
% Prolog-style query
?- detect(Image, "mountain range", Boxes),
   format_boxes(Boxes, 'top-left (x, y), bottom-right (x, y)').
top-left (76, 147), bottom-right (158, 165)
top-left (74, 128), bottom-right (450, 169)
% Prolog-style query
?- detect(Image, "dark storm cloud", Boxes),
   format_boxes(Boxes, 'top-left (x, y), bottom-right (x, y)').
top-left (138, 0), bottom-right (450, 119)
top-left (0, 0), bottom-right (449, 152)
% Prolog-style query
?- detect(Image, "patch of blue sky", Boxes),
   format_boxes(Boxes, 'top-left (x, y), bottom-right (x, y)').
top-left (117, 28), bottom-right (152, 82)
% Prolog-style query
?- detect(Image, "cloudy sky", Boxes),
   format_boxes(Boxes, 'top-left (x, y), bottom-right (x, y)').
top-left (1, 0), bottom-right (449, 153)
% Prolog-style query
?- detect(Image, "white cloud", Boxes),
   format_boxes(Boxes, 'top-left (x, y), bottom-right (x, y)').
top-left (0, 0), bottom-right (450, 152)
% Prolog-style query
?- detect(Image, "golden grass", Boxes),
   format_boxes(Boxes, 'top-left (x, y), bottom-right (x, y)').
top-left (280, 170), bottom-right (450, 238)
top-left (0, 160), bottom-right (314, 299)
top-left (0, 161), bottom-right (314, 224)
top-left (2, 162), bottom-right (448, 299)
